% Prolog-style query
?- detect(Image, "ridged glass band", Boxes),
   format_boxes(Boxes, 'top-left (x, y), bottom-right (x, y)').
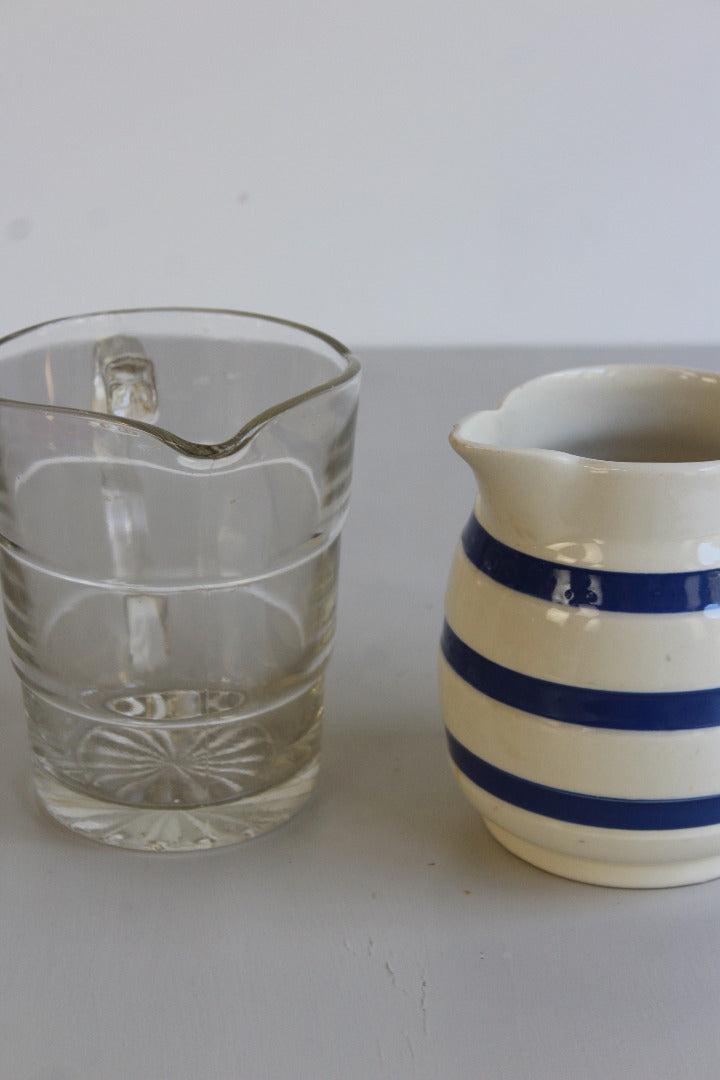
top-left (461, 515), bottom-right (720, 614)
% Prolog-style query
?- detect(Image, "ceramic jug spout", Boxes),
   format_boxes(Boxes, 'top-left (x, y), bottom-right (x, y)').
top-left (450, 413), bottom-right (525, 512)
top-left (449, 411), bottom-right (531, 483)
top-left (449, 411), bottom-right (583, 561)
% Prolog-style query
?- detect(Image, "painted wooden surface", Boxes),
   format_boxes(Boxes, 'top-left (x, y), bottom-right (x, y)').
top-left (3, 346), bottom-right (720, 1079)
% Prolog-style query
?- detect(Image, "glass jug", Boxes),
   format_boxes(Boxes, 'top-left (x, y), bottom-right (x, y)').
top-left (0, 309), bottom-right (360, 851)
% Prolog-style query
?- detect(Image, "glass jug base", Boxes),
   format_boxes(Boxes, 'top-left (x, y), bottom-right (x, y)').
top-left (33, 757), bottom-right (318, 852)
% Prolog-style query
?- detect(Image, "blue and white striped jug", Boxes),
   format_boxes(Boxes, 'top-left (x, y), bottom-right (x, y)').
top-left (440, 364), bottom-right (720, 887)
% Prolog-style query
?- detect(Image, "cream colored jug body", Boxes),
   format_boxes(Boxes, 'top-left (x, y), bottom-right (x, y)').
top-left (440, 365), bottom-right (720, 887)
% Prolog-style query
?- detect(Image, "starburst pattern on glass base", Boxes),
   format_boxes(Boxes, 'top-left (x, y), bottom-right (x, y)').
top-left (62, 720), bottom-right (277, 807)
top-left (34, 756), bottom-right (319, 852)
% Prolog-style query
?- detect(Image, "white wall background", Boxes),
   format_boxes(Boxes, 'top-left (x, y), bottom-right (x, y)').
top-left (1, 0), bottom-right (719, 347)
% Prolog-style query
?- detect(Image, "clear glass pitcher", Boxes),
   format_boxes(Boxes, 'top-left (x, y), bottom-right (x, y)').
top-left (0, 309), bottom-right (360, 851)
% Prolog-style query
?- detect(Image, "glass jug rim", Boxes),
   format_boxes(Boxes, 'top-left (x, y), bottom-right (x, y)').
top-left (0, 307), bottom-right (361, 460)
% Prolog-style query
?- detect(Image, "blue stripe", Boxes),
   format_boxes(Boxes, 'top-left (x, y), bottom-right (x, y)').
top-left (441, 621), bottom-right (720, 731)
top-left (446, 730), bottom-right (720, 830)
top-left (461, 515), bottom-right (720, 614)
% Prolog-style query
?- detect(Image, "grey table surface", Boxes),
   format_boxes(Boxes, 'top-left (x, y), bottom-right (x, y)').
top-left (3, 344), bottom-right (720, 1080)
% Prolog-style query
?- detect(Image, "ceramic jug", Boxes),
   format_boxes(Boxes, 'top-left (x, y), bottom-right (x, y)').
top-left (440, 364), bottom-right (720, 887)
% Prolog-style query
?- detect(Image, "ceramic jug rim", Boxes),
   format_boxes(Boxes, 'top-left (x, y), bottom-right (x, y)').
top-left (0, 307), bottom-right (361, 461)
top-left (451, 363), bottom-right (720, 473)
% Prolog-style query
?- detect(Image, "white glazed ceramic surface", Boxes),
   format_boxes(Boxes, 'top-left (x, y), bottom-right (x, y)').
top-left (440, 365), bottom-right (720, 887)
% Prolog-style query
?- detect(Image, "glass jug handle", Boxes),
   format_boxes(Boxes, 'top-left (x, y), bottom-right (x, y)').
top-left (92, 335), bottom-right (159, 424)
top-left (92, 335), bottom-right (167, 674)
